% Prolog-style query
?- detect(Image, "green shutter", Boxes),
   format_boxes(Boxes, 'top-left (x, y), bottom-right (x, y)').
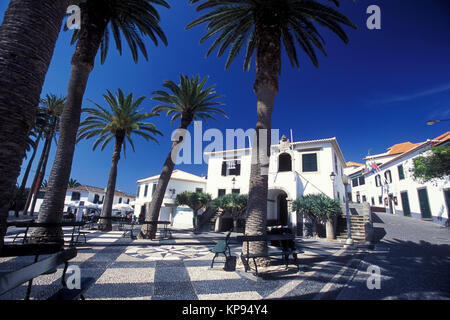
top-left (398, 165), bottom-right (405, 180)
top-left (417, 188), bottom-right (432, 219)
top-left (400, 192), bottom-right (411, 216)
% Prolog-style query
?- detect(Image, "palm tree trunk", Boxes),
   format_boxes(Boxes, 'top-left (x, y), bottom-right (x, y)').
top-left (15, 133), bottom-right (41, 217)
top-left (29, 119), bottom-right (56, 217)
top-left (33, 3), bottom-right (110, 243)
top-left (98, 134), bottom-right (124, 231)
top-left (243, 18), bottom-right (281, 258)
top-left (0, 0), bottom-right (67, 250)
top-left (23, 135), bottom-right (51, 216)
top-left (139, 121), bottom-right (190, 239)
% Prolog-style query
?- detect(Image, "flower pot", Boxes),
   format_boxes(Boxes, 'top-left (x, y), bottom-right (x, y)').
top-left (326, 216), bottom-right (336, 240)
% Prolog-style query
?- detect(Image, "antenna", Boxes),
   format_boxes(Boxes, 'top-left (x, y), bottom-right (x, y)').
top-left (290, 129), bottom-right (294, 149)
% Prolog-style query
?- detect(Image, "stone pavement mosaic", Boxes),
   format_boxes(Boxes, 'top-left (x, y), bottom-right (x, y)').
top-left (0, 226), bottom-right (365, 300)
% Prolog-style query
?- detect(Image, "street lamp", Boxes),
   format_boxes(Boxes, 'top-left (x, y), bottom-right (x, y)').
top-left (342, 175), bottom-right (354, 247)
top-left (426, 119), bottom-right (450, 126)
top-left (330, 172), bottom-right (336, 199)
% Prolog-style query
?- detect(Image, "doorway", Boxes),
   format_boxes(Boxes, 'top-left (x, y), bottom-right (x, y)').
top-left (277, 192), bottom-right (288, 226)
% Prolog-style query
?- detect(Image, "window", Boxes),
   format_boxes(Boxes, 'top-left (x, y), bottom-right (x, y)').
top-left (37, 191), bottom-right (45, 199)
top-left (218, 189), bottom-right (226, 197)
top-left (221, 160), bottom-right (241, 176)
top-left (371, 197), bottom-right (375, 205)
top-left (378, 196), bottom-right (383, 205)
top-left (144, 185), bottom-right (148, 197)
top-left (278, 153), bottom-right (292, 172)
top-left (352, 178), bottom-right (359, 187)
top-left (302, 153), bottom-right (318, 172)
top-left (71, 192), bottom-right (80, 201)
top-left (385, 170), bottom-right (392, 184)
top-left (232, 189), bottom-right (240, 194)
top-left (362, 195), bottom-right (367, 203)
top-left (195, 188), bottom-right (203, 193)
top-left (398, 164), bottom-right (405, 180)
top-left (356, 194), bottom-right (361, 203)
top-left (93, 194), bottom-right (100, 204)
top-left (119, 197), bottom-right (122, 204)
top-left (375, 175), bottom-right (381, 187)
top-left (358, 176), bottom-right (365, 186)
top-left (126, 198), bottom-right (130, 204)
top-left (337, 192), bottom-right (340, 201)
top-left (152, 183), bottom-right (156, 195)
top-left (334, 154), bottom-right (338, 172)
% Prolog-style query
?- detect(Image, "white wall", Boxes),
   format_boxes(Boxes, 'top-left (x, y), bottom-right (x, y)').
top-left (351, 145), bottom-right (449, 225)
top-left (134, 178), bottom-right (207, 221)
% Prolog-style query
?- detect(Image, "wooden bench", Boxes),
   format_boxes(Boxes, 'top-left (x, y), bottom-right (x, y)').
top-left (210, 231), bottom-right (232, 268)
top-left (236, 234), bottom-right (303, 276)
top-left (0, 246), bottom-right (95, 300)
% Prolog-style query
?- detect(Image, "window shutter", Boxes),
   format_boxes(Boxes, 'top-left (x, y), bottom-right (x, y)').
top-left (221, 161), bottom-right (227, 176)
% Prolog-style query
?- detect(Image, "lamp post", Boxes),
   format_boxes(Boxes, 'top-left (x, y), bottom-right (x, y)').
top-left (426, 119), bottom-right (450, 126)
top-left (342, 175), bottom-right (354, 247)
top-left (330, 172), bottom-right (336, 199)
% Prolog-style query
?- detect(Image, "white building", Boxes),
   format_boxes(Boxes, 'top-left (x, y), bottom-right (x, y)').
top-left (205, 136), bottom-right (347, 230)
top-left (33, 185), bottom-right (135, 214)
top-left (134, 170), bottom-right (207, 227)
top-left (348, 132), bottom-right (450, 225)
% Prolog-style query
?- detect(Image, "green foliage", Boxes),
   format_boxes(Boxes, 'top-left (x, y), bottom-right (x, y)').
top-left (68, 178), bottom-right (81, 188)
top-left (412, 145), bottom-right (450, 182)
top-left (292, 193), bottom-right (341, 221)
top-left (176, 191), bottom-right (212, 212)
top-left (66, 0), bottom-right (170, 64)
top-left (152, 74), bottom-right (227, 125)
top-left (77, 89), bottom-right (162, 157)
top-left (187, 0), bottom-right (356, 71)
top-left (210, 193), bottom-right (248, 219)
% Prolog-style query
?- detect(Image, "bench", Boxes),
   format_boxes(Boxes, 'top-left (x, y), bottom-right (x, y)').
top-left (7, 221), bottom-right (86, 246)
top-left (236, 234), bottom-right (303, 276)
top-left (141, 221), bottom-right (172, 239)
top-left (0, 246), bottom-right (95, 300)
top-left (210, 231), bottom-right (232, 268)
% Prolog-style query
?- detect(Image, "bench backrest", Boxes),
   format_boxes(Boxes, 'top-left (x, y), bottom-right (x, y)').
top-left (236, 234), bottom-right (295, 242)
top-left (0, 243), bottom-right (63, 257)
top-left (0, 248), bottom-right (77, 296)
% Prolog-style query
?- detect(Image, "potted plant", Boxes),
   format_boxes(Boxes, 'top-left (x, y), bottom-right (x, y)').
top-left (292, 194), bottom-right (341, 240)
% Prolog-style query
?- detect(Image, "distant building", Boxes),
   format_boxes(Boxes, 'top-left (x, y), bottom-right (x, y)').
top-left (134, 170), bottom-right (207, 227)
top-left (348, 132), bottom-right (450, 225)
top-left (205, 136), bottom-right (347, 231)
top-left (33, 185), bottom-right (135, 214)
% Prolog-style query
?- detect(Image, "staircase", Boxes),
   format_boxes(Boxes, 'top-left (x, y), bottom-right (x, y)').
top-left (336, 214), bottom-right (369, 243)
top-left (198, 207), bottom-right (221, 232)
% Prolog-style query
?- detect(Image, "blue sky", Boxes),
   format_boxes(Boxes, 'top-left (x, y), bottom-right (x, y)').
top-left (1, 0), bottom-right (449, 195)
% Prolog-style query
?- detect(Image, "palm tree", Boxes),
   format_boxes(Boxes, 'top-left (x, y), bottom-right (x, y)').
top-left (25, 95), bottom-right (65, 217)
top-left (77, 89), bottom-right (162, 231)
top-left (175, 191), bottom-right (212, 232)
top-left (187, 0), bottom-right (356, 256)
top-left (211, 193), bottom-right (248, 232)
top-left (0, 0), bottom-right (68, 250)
top-left (138, 74), bottom-right (226, 239)
top-left (67, 178), bottom-right (81, 188)
top-left (35, 0), bottom-right (169, 242)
